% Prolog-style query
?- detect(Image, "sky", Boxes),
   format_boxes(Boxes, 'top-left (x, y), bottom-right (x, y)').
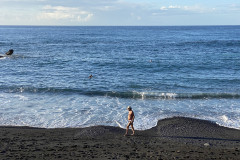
top-left (0, 0), bottom-right (240, 26)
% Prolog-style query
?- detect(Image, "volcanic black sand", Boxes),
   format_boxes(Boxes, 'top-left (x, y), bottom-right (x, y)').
top-left (0, 117), bottom-right (240, 159)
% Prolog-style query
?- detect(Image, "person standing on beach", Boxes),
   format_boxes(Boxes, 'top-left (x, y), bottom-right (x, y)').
top-left (124, 106), bottom-right (135, 136)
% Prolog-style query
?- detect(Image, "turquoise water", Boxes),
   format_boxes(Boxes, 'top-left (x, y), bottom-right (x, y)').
top-left (0, 26), bottom-right (240, 129)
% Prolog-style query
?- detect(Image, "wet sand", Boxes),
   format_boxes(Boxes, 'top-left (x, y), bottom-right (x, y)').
top-left (0, 117), bottom-right (240, 159)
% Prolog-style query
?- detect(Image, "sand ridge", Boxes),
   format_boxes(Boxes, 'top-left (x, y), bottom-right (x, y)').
top-left (0, 117), bottom-right (239, 159)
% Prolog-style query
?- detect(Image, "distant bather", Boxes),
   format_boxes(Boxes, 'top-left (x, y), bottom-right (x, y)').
top-left (5, 49), bottom-right (14, 55)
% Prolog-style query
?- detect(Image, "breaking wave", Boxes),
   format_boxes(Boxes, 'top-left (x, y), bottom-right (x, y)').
top-left (1, 85), bottom-right (240, 100)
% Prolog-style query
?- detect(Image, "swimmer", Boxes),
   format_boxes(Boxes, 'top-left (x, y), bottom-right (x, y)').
top-left (5, 49), bottom-right (14, 55)
top-left (0, 49), bottom-right (14, 58)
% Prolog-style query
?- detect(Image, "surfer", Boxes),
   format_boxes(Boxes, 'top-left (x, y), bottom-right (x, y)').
top-left (89, 74), bottom-right (93, 79)
top-left (124, 106), bottom-right (135, 136)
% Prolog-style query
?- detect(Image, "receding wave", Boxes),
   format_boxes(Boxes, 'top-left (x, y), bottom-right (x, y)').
top-left (1, 86), bottom-right (240, 100)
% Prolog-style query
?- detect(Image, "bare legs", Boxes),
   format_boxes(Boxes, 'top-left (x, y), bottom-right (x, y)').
top-left (124, 121), bottom-right (135, 136)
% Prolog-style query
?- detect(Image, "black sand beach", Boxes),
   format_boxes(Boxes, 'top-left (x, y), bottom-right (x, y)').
top-left (0, 117), bottom-right (239, 159)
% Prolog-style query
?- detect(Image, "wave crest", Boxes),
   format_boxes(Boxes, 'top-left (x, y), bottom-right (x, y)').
top-left (1, 86), bottom-right (240, 100)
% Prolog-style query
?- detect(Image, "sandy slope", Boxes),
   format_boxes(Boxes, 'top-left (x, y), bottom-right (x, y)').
top-left (0, 117), bottom-right (239, 159)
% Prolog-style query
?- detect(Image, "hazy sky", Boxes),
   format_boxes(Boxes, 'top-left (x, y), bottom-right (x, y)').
top-left (0, 0), bottom-right (240, 26)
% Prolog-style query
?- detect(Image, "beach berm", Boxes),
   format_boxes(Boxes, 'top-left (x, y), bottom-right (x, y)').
top-left (0, 117), bottom-right (239, 159)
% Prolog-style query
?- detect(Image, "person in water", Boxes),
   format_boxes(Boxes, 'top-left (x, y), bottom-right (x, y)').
top-left (5, 49), bottom-right (14, 55)
top-left (0, 49), bottom-right (14, 58)
top-left (124, 106), bottom-right (135, 136)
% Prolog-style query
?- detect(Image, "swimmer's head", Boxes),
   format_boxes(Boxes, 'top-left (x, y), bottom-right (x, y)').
top-left (127, 106), bottom-right (132, 111)
top-left (5, 49), bottom-right (14, 55)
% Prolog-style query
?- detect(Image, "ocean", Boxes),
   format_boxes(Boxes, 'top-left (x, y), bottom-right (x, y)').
top-left (0, 26), bottom-right (240, 130)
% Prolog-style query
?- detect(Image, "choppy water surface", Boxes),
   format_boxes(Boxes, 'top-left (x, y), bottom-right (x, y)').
top-left (0, 26), bottom-right (240, 129)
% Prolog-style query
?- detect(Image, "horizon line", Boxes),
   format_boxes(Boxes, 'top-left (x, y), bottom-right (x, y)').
top-left (0, 24), bottom-right (240, 27)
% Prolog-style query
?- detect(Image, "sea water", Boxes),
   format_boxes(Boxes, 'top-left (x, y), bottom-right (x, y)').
top-left (0, 26), bottom-right (240, 130)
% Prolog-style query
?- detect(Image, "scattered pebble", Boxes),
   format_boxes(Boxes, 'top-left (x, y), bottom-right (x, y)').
top-left (204, 143), bottom-right (210, 147)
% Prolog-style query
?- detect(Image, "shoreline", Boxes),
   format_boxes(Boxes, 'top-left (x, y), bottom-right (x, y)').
top-left (1, 117), bottom-right (240, 159)
top-left (1, 116), bottom-right (239, 131)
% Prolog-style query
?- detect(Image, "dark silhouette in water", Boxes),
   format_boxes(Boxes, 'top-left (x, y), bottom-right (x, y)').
top-left (5, 49), bottom-right (14, 55)
top-left (0, 49), bottom-right (14, 58)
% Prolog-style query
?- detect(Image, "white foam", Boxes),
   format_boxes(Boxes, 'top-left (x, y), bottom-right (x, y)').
top-left (0, 92), bottom-right (240, 130)
top-left (220, 115), bottom-right (228, 123)
top-left (164, 93), bottom-right (177, 99)
top-left (14, 95), bottom-right (29, 101)
top-left (115, 120), bottom-right (124, 128)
